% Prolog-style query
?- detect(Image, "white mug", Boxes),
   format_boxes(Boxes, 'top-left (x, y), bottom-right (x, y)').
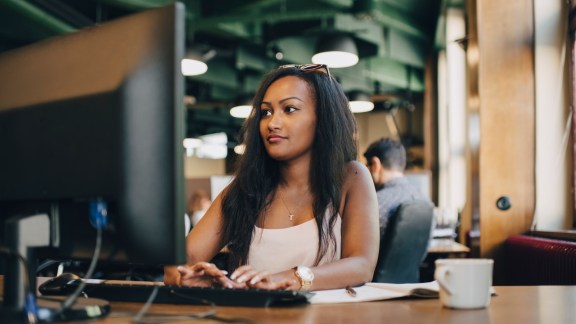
top-left (434, 258), bottom-right (494, 309)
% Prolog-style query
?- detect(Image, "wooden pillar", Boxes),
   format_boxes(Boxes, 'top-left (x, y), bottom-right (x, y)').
top-left (424, 51), bottom-right (438, 204)
top-left (474, 0), bottom-right (535, 283)
top-left (570, 0), bottom-right (576, 228)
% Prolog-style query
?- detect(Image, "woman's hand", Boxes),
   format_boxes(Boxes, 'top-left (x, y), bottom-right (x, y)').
top-left (177, 262), bottom-right (239, 288)
top-left (230, 265), bottom-right (298, 290)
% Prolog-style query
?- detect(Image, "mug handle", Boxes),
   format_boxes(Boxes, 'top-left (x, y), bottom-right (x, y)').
top-left (435, 267), bottom-right (453, 295)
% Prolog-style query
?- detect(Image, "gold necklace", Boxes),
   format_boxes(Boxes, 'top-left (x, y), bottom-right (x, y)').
top-left (279, 191), bottom-right (297, 221)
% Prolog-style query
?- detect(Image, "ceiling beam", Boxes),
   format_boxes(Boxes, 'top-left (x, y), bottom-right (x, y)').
top-left (192, 9), bottom-right (340, 31)
top-left (0, 0), bottom-right (76, 34)
top-left (101, 0), bottom-right (174, 10)
top-left (191, 1), bottom-right (430, 46)
top-left (366, 3), bottom-right (429, 40)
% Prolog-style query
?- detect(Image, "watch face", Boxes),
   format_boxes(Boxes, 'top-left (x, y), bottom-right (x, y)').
top-left (298, 266), bottom-right (314, 281)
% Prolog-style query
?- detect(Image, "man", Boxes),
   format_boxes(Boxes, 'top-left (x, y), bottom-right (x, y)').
top-left (363, 138), bottom-right (429, 233)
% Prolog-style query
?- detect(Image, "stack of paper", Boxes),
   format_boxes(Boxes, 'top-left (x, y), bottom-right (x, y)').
top-left (309, 281), bottom-right (441, 304)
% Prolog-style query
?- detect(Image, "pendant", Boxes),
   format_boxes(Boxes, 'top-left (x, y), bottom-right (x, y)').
top-left (289, 214), bottom-right (294, 221)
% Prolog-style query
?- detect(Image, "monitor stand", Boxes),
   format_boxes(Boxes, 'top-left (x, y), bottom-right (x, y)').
top-left (1, 213), bottom-right (110, 322)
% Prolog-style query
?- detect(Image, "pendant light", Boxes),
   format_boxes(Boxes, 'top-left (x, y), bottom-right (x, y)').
top-left (181, 58), bottom-right (207, 76)
top-left (312, 33), bottom-right (359, 68)
top-left (229, 94), bottom-right (253, 118)
top-left (347, 90), bottom-right (374, 113)
top-left (181, 47), bottom-right (215, 76)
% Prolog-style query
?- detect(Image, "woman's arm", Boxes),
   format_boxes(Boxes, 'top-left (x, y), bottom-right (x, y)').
top-left (164, 191), bottom-right (229, 285)
top-left (307, 161), bottom-right (379, 289)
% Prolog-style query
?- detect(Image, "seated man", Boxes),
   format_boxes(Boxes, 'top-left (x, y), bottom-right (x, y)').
top-left (363, 138), bottom-right (430, 234)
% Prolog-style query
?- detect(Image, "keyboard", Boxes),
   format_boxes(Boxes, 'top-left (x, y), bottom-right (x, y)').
top-left (40, 280), bottom-right (313, 307)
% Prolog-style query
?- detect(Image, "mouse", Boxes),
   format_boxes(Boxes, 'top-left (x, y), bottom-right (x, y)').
top-left (39, 273), bottom-right (83, 295)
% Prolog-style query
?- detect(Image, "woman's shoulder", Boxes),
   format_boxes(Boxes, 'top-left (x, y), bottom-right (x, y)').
top-left (343, 160), bottom-right (372, 186)
top-left (344, 160), bottom-right (370, 175)
top-left (339, 161), bottom-right (378, 217)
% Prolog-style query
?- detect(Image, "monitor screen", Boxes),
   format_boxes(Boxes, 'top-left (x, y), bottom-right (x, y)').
top-left (0, 1), bottom-right (186, 283)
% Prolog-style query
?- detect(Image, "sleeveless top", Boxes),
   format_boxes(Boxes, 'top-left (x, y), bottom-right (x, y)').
top-left (247, 212), bottom-right (342, 274)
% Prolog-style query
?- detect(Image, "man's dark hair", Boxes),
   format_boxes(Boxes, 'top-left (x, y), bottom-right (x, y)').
top-left (363, 138), bottom-right (406, 171)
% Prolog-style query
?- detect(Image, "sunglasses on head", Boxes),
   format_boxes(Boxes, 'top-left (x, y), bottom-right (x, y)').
top-left (278, 63), bottom-right (332, 79)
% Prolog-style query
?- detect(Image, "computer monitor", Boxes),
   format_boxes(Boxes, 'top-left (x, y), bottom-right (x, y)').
top-left (0, 3), bottom-right (186, 319)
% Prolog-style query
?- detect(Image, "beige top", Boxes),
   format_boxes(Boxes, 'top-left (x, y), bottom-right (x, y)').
top-left (247, 214), bottom-right (342, 274)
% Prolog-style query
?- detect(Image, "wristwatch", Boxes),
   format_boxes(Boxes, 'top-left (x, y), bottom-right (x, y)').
top-left (293, 266), bottom-right (314, 291)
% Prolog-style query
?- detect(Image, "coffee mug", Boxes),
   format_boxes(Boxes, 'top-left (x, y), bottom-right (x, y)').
top-left (434, 258), bottom-right (494, 309)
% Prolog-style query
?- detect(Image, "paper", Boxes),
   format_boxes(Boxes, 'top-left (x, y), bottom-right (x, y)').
top-left (309, 281), bottom-right (440, 304)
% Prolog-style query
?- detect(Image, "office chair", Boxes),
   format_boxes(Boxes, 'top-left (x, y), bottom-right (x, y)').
top-left (372, 200), bottom-right (434, 283)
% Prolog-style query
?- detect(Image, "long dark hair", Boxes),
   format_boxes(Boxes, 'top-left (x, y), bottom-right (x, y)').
top-left (220, 66), bottom-right (358, 270)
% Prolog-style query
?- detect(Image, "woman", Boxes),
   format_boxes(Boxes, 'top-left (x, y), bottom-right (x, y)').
top-left (186, 189), bottom-right (212, 228)
top-left (165, 64), bottom-right (379, 291)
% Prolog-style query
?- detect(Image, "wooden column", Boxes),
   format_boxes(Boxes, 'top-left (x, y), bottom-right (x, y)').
top-left (474, 0), bottom-right (535, 283)
top-left (570, 0), bottom-right (576, 228)
top-left (424, 51), bottom-right (438, 204)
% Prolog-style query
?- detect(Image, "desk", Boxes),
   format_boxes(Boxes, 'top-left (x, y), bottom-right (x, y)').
top-left (1, 277), bottom-right (575, 323)
top-left (97, 286), bottom-right (574, 323)
top-left (428, 238), bottom-right (470, 254)
top-left (422, 239), bottom-right (471, 281)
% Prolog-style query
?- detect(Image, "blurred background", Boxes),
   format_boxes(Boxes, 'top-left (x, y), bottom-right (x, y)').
top-left (0, 0), bottom-right (572, 283)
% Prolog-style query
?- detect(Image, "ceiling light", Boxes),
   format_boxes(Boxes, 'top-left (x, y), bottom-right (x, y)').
top-left (234, 144), bottom-right (245, 155)
top-left (229, 95), bottom-right (253, 118)
top-left (183, 133), bottom-right (228, 159)
top-left (181, 58), bottom-right (208, 76)
top-left (312, 33), bottom-right (359, 68)
top-left (347, 90), bottom-right (374, 113)
top-left (183, 138), bottom-right (202, 157)
top-left (199, 132), bottom-right (227, 145)
top-left (230, 105), bottom-right (252, 118)
top-left (183, 138), bottom-right (202, 149)
top-left (270, 43), bottom-right (284, 61)
top-left (196, 143), bottom-right (227, 159)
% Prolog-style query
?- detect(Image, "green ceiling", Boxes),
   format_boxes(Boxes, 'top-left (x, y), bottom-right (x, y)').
top-left (0, 0), bottom-right (464, 138)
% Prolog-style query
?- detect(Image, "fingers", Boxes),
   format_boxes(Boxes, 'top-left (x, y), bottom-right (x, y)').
top-left (178, 262), bottom-right (227, 277)
top-left (230, 266), bottom-right (293, 290)
top-left (177, 262), bottom-right (229, 287)
top-left (248, 271), bottom-right (271, 285)
top-left (178, 263), bottom-right (297, 291)
top-left (233, 269), bottom-right (261, 285)
top-left (214, 275), bottom-right (244, 289)
top-left (230, 265), bottom-right (251, 282)
top-left (249, 278), bottom-right (296, 290)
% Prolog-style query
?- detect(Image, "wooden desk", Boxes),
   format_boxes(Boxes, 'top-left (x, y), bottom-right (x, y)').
top-left (428, 238), bottom-right (470, 254)
top-left (96, 286), bottom-right (575, 323)
top-left (1, 277), bottom-right (575, 323)
top-left (421, 239), bottom-right (471, 281)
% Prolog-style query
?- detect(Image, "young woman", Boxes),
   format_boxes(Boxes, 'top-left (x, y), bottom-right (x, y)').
top-left (165, 64), bottom-right (379, 291)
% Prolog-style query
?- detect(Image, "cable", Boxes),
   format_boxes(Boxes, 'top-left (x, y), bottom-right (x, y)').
top-left (128, 288), bottom-right (223, 324)
top-left (50, 198), bottom-right (108, 320)
top-left (49, 227), bottom-right (102, 319)
top-left (132, 285), bottom-right (160, 323)
top-left (36, 259), bottom-right (61, 274)
top-left (107, 293), bottom-right (220, 323)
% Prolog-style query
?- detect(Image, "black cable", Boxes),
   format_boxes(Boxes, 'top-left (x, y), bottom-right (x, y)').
top-left (131, 285), bottom-right (160, 323)
top-left (50, 226), bottom-right (103, 319)
top-left (48, 198), bottom-right (108, 319)
top-left (36, 259), bottom-right (61, 274)
top-left (131, 289), bottom-right (217, 324)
